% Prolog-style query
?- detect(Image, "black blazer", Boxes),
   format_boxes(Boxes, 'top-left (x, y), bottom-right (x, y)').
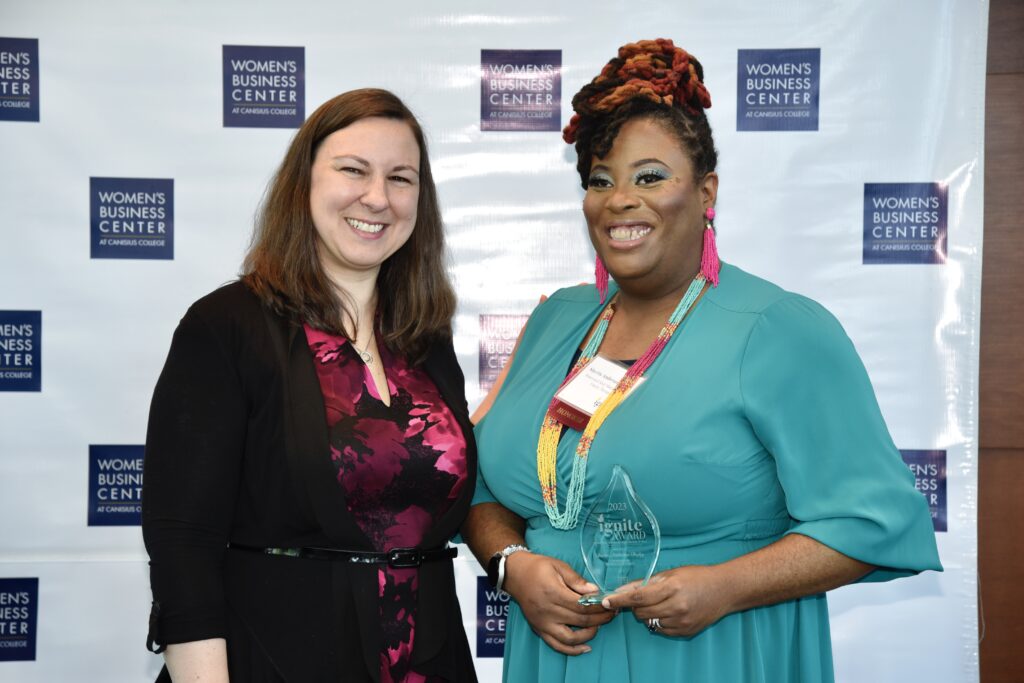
top-left (142, 281), bottom-right (478, 682)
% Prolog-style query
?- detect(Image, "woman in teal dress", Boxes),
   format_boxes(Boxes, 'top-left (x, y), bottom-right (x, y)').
top-left (461, 39), bottom-right (941, 682)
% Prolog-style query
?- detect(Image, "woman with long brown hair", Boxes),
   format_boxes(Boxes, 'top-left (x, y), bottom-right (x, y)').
top-left (142, 89), bottom-right (477, 682)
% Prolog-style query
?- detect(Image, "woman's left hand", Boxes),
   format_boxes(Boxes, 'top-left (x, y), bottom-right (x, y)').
top-left (600, 534), bottom-right (874, 638)
top-left (600, 564), bottom-right (732, 637)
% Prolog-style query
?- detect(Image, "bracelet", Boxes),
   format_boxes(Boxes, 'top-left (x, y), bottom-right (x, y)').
top-left (487, 543), bottom-right (530, 592)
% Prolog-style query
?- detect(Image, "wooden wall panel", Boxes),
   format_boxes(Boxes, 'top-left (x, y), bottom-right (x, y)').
top-left (980, 1), bottom-right (1024, 680)
top-left (979, 73), bottom-right (1024, 450)
top-left (987, 0), bottom-right (1024, 74)
top-left (978, 449), bottom-right (1024, 680)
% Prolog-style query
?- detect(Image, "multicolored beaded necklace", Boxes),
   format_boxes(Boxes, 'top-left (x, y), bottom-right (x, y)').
top-left (536, 274), bottom-right (709, 530)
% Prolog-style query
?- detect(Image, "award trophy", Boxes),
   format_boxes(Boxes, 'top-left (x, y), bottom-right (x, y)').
top-left (578, 464), bottom-right (661, 605)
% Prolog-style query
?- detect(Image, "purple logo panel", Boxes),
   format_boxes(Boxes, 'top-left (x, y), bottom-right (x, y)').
top-left (88, 445), bottom-right (145, 526)
top-left (481, 50), bottom-right (561, 131)
top-left (0, 37), bottom-right (39, 122)
top-left (478, 314), bottom-right (529, 393)
top-left (863, 183), bottom-right (947, 264)
top-left (223, 45), bottom-right (304, 128)
top-left (90, 177), bottom-right (174, 260)
top-left (737, 48), bottom-right (820, 131)
top-left (0, 578), bottom-right (38, 661)
top-left (0, 310), bottom-right (40, 392)
top-left (476, 577), bottom-right (508, 657)
top-left (900, 449), bottom-right (947, 532)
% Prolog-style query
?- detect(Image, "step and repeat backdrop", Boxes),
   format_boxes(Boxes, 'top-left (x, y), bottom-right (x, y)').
top-left (0, 1), bottom-right (986, 681)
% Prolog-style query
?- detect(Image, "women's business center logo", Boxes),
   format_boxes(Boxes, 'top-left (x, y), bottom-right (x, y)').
top-left (0, 311), bottom-right (40, 392)
top-left (863, 183), bottom-right (947, 265)
top-left (480, 50), bottom-right (561, 132)
top-left (900, 450), bottom-right (947, 532)
top-left (88, 445), bottom-right (144, 526)
top-left (478, 314), bottom-right (529, 392)
top-left (0, 578), bottom-right (38, 662)
top-left (476, 577), bottom-right (508, 657)
top-left (223, 45), bottom-right (304, 128)
top-left (90, 177), bottom-right (174, 260)
top-left (0, 37), bottom-right (39, 122)
top-left (737, 48), bottom-right (820, 132)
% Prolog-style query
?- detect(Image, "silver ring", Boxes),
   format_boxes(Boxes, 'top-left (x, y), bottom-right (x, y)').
top-left (646, 617), bottom-right (662, 633)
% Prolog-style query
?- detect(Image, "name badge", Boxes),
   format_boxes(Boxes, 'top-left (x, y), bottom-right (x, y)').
top-left (551, 356), bottom-right (646, 431)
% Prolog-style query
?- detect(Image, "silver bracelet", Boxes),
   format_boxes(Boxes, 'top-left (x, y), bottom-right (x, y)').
top-left (496, 544), bottom-right (530, 593)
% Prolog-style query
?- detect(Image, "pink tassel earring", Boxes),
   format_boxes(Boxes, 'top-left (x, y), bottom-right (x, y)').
top-left (700, 207), bottom-right (720, 287)
top-left (595, 255), bottom-right (610, 303)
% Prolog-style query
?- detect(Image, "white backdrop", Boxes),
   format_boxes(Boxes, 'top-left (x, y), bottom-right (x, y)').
top-left (0, 1), bottom-right (985, 681)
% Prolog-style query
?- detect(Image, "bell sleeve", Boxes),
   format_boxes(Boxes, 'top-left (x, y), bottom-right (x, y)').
top-left (739, 295), bottom-right (941, 582)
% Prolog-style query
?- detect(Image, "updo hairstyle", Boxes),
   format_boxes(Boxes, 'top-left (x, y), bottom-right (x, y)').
top-left (563, 39), bottom-right (718, 189)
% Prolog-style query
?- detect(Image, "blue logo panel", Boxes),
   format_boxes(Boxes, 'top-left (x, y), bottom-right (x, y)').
top-left (478, 314), bottom-right (529, 393)
top-left (0, 311), bottom-right (40, 392)
top-left (223, 45), bottom-right (304, 128)
top-left (476, 577), bottom-right (508, 657)
top-left (90, 177), bottom-right (174, 260)
top-left (0, 37), bottom-right (39, 122)
top-left (88, 445), bottom-right (145, 526)
top-left (737, 48), bottom-right (820, 131)
top-left (0, 578), bottom-right (38, 661)
top-left (863, 183), bottom-right (947, 264)
top-left (481, 50), bottom-right (561, 132)
top-left (900, 449), bottom-right (947, 532)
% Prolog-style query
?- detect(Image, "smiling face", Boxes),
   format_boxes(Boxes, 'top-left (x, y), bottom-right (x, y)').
top-left (309, 117), bottom-right (421, 285)
top-left (583, 117), bottom-right (717, 298)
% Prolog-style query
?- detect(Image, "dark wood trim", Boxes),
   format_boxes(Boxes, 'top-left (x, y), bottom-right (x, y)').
top-left (979, 1), bottom-right (1024, 680)
top-left (987, 0), bottom-right (1024, 74)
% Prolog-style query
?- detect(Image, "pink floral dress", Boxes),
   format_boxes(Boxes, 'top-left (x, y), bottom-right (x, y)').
top-left (304, 325), bottom-right (468, 683)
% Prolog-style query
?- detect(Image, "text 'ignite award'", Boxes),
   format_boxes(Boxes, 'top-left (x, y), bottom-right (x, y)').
top-left (578, 464), bottom-right (661, 605)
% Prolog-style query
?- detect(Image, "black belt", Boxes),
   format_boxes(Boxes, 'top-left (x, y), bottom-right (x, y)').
top-left (228, 542), bottom-right (457, 569)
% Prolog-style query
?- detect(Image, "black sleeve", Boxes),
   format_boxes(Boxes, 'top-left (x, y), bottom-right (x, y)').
top-left (440, 336), bottom-right (470, 412)
top-left (142, 305), bottom-right (247, 651)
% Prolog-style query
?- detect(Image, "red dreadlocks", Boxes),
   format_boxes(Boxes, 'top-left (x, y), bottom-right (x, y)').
top-left (563, 38), bottom-right (712, 144)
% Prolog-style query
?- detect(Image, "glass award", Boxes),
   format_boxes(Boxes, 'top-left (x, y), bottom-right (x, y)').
top-left (578, 464), bottom-right (661, 605)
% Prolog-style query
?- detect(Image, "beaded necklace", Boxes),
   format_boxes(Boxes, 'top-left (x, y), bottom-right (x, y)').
top-left (536, 275), bottom-right (708, 530)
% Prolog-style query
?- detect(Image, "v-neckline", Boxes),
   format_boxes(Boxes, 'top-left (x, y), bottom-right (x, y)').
top-left (354, 340), bottom-right (393, 408)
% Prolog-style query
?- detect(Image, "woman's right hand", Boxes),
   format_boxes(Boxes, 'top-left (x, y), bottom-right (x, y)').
top-left (502, 551), bottom-right (615, 656)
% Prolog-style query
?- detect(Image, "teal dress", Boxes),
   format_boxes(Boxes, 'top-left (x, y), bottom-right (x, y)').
top-left (472, 263), bottom-right (941, 683)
